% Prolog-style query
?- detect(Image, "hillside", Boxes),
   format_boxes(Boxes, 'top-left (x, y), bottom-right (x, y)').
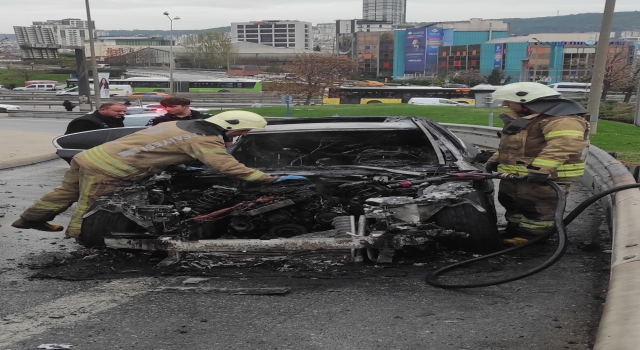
top-left (502, 11), bottom-right (640, 35)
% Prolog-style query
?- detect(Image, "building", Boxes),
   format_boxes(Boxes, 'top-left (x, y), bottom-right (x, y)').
top-left (13, 26), bottom-right (60, 59)
top-left (481, 32), bottom-right (628, 84)
top-left (363, 0), bottom-right (407, 24)
top-left (314, 23), bottom-right (336, 52)
top-left (105, 41), bottom-right (320, 69)
top-left (31, 18), bottom-right (95, 51)
top-left (231, 20), bottom-right (313, 50)
top-left (388, 19), bottom-right (509, 79)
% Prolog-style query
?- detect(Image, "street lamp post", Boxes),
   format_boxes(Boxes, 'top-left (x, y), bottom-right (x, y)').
top-left (163, 11), bottom-right (180, 94)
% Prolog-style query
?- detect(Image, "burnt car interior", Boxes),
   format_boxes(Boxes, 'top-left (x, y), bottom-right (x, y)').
top-left (79, 117), bottom-right (501, 258)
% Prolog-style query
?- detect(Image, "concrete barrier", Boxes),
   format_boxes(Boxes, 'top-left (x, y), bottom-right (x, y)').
top-left (444, 124), bottom-right (640, 350)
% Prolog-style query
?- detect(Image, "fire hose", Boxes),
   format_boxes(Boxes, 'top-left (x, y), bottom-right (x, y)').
top-left (422, 175), bottom-right (640, 289)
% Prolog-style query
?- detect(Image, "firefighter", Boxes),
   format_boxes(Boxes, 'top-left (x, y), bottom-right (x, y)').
top-left (12, 111), bottom-right (306, 238)
top-left (485, 82), bottom-right (590, 245)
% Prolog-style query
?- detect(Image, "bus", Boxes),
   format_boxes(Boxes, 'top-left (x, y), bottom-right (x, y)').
top-left (65, 77), bottom-right (263, 93)
top-left (323, 85), bottom-right (499, 105)
top-left (227, 65), bottom-right (260, 76)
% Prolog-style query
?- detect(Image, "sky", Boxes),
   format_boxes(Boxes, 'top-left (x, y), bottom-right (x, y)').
top-left (1, 0), bottom-right (638, 34)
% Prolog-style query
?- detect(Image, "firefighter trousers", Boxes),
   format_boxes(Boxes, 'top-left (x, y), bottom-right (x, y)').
top-left (497, 180), bottom-right (573, 237)
top-left (20, 159), bottom-right (129, 237)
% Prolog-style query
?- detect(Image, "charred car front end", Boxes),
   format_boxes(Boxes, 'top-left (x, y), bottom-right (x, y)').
top-left (71, 116), bottom-right (500, 262)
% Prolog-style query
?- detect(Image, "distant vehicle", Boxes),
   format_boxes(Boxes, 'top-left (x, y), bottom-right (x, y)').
top-left (142, 103), bottom-right (165, 112)
top-left (96, 64), bottom-right (111, 69)
top-left (548, 82), bottom-right (591, 93)
top-left (227, 65), bottom-right (259, 76)
top-left (13, 83), bottom-right (57, 91)
top-left (24, 80), bottom-right (58, 87)
top-left (350, 80), bottom-right (385, 87)
top-left (324, 85), bottom-right (498, 105)
top-left (65, 77), bottom-right (263, 93)
top-left (407, 97), bottom-right (464, 106)
top-left (117, 92), bottom-right (171, 99)
top-left (0, 103), bottom-right (20, 111)
top-left (451, 98), bottom-right (476, 105)
top-left (56, 84), bottom-right (133, 96)
top-left (0, 85), bottom-right (6, 90)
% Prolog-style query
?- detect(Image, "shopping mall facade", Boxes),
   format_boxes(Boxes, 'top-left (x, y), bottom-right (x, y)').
top-left (340, 26), bottom-right (638, 83)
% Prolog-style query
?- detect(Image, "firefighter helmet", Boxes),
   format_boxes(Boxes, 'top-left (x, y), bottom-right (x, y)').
top-left (205, 111), bottom-right (267, 131)
top-left (491, 82), bottom-right (561, 103)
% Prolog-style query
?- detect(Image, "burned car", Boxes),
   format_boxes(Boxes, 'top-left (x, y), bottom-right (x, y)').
top-left (54, 116), bottom-right (501, 262)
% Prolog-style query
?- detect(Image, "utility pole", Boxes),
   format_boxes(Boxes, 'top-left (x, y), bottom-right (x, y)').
top-left (634, 76), bottom-right (640, 127)
top-left (163, 12), bottom-right (180, 94)
top-left (586, 0), bottom-right (616, 134)
top-left (85, 0), bottom-right (101, 108)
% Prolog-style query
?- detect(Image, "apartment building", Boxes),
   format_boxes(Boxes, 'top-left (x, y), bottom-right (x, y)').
top-left (231, 20), bottom-right (313, 50)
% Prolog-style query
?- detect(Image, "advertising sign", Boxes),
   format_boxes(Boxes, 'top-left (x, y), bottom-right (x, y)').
top-left (426, 27), bottom-right (444, 73)
top-left (98, 72), bottom-right (110, 99)
top-left (403, 28), bottom-right (426, 74)
top-left (493, 44), bottom-right (504, 69)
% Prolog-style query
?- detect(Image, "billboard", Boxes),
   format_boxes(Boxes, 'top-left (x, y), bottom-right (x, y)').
top-left (404, 28), bottom-right (426, 74)
top-left (426, 27), bottom-right (444, 73)
top-left (98, 72), bottom-right (110, 99)
top-left (493, 44), bottom-right (504, 69)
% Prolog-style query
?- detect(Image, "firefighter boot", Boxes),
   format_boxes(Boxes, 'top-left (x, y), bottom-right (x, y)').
top-left (11, 218), bottom-right (64, 232)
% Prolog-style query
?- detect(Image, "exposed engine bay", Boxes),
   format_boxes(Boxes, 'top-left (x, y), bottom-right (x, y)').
top-left (80, 122), bottom-right (500, 259)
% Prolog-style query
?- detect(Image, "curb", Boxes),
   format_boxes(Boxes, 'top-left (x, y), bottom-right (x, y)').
top-left (0, 153), bottom-right (59, 170)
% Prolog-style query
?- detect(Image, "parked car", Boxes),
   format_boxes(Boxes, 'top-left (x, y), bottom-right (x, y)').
top-left (408, 97), bottom-right (464, 106)
top-left (123, 112), bottom-right (163, 126)
top-left (115, 92), bottom-right (171, 99)
top-left (0, 103), bottom-right (21, 111)
top-left (52, 116), bottom-right (501, 257)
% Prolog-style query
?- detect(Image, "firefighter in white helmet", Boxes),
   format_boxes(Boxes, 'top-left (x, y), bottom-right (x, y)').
top-left (486, 82), bottom-right (590, 245)
top-left (12, 110), bottom-right (307, 238)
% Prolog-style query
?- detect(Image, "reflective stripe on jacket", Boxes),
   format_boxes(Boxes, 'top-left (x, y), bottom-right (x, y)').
top-left (488, 111), bottom-right (589, 179)
top-left (74, 121), bottom-right (277, 183)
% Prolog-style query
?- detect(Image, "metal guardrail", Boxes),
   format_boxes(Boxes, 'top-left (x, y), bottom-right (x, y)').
top-left (0, 92), bottom-right (321, 104)
top-left (444, 123), bottom-right (640, 350)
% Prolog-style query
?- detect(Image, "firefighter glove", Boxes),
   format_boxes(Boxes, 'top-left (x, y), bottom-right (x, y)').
top-left (275, 175), bottom-right (309, 183)
top-left (526, 172), bottom-right (549, 183)
top-left (485, 161), bottom-right (499, 173)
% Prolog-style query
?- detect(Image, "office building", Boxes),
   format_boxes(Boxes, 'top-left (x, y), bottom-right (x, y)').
top-left (231, 20), bottom-right (313, 50)
top-left (363, 0), bottom-right (407, 24)
top-left (31, 18), bottom-right (95, 49)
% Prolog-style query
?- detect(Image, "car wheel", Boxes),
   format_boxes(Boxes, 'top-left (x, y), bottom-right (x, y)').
top-left (78, 202), bottom-right (145, 247)
top-left (434, 188), bottom-right (502, 253)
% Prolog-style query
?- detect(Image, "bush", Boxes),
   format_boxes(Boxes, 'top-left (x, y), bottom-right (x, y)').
top-left (598, 101), bottom-right (636, 124)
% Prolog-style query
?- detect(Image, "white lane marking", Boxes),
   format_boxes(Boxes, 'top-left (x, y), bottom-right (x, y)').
top-left (0, 278), bottom-right (153, 347)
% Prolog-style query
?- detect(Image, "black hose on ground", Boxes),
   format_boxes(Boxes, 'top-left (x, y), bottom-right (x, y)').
top-left (425, 181), bottom-right (640, 289)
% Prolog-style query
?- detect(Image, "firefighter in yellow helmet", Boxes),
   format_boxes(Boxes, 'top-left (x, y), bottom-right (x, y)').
top-left (485, 82), bottom-right (590, 245)
top-left (12, 111), bottom-right (307, 238)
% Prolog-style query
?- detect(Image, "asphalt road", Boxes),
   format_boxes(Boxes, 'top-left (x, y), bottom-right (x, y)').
top-left (0, 158), bottom-right (611, 350)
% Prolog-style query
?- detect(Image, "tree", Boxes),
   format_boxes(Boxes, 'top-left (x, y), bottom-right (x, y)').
top-left (599, 47), bottom-right (640, 102)
top-left (486, 68), bottom-right (511, 85)
top-left (183, 31), bottom-right (236, 69)
top-left (451, 70), bottom-right (487, 87)
top-left (271, 54), bottom-right (357, 105)
top-left (313, 45), bottom-right (321, 52)
top-left (6, 65), bottom-right (41, 82)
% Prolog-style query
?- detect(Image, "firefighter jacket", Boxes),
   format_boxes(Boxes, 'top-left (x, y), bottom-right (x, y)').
top-left (146, 109), bottom-right (210, 126)
top-left (65, 111), bottom-right (125, 135)
top-left (73, 120), bottom-right (277, 183)
top-left (487, 110), bottom-right (589, 180)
